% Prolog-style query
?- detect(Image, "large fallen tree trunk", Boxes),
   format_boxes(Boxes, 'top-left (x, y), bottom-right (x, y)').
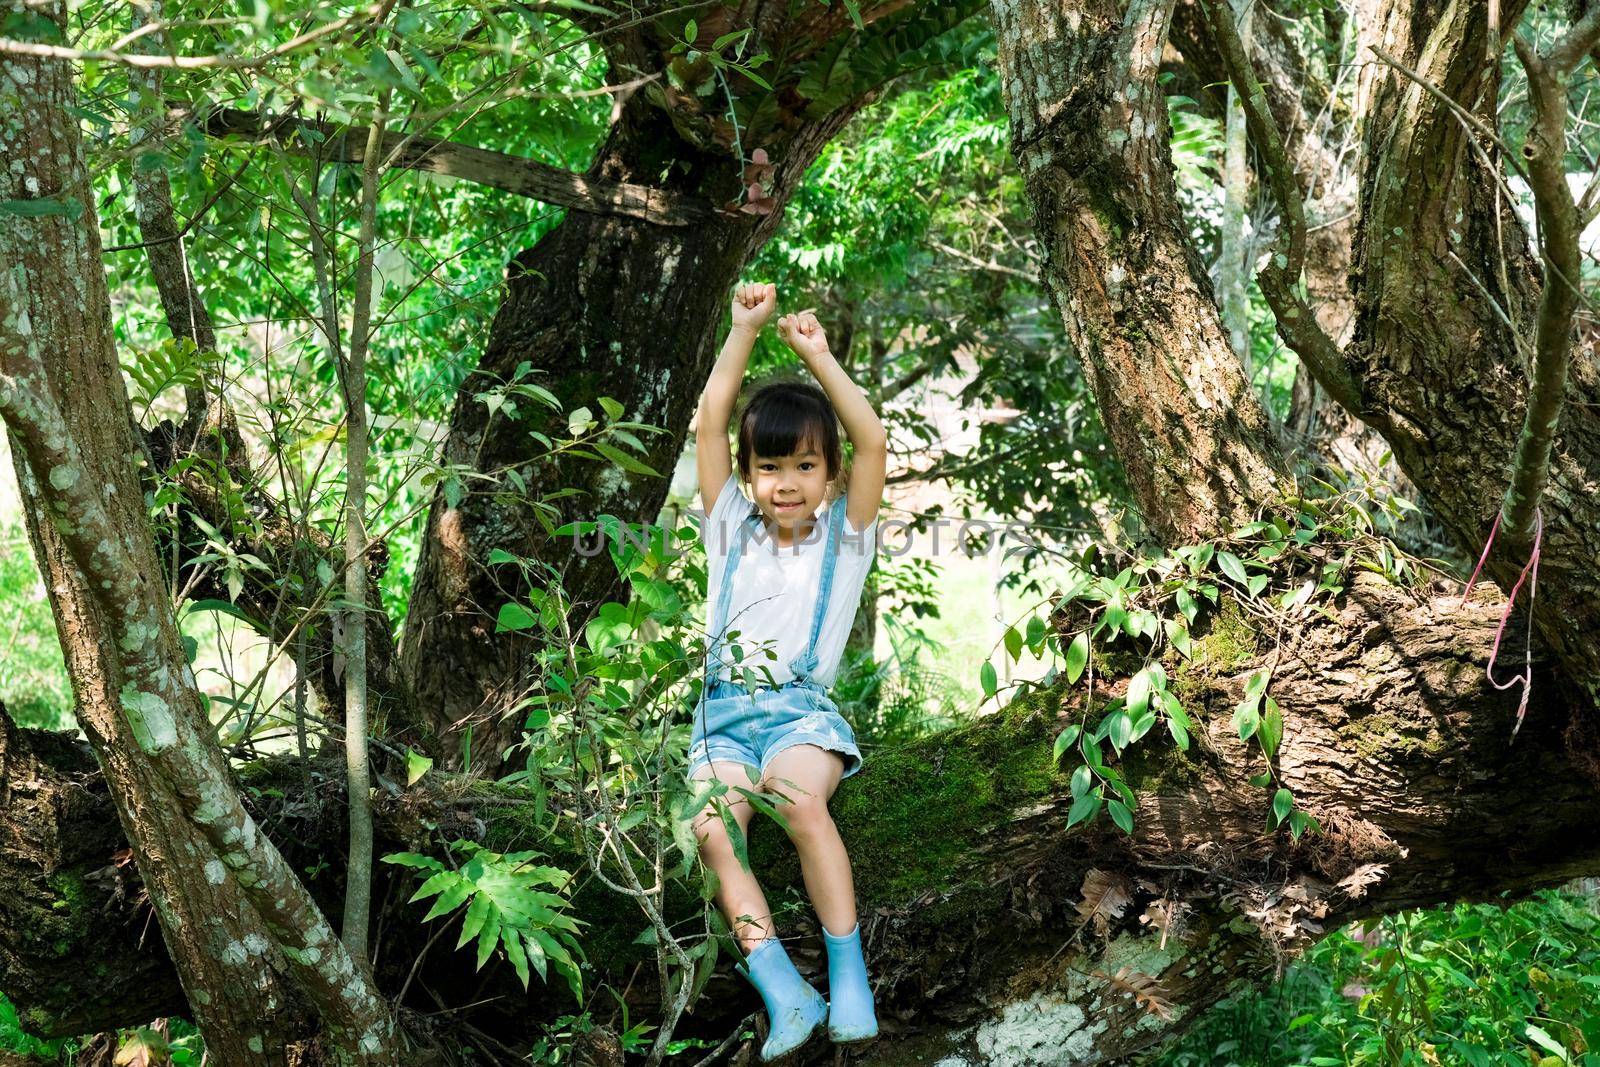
top-left (4, 577), bottom-right (1597, 1062)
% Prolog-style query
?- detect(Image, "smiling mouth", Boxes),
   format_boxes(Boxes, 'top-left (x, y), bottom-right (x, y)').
top-left (775, 501), bottom-right (803, 511)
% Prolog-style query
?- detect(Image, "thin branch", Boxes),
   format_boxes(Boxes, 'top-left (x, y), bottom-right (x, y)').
top-left (1197, 0), bottom-right (1364, 416)
top-left (339, 80), bottom-right (391, 962)
top-left (0, 2), bottom-right (387, 68)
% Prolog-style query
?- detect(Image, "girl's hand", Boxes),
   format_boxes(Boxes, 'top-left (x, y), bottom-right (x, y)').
top-left (776, 310), bottom-right (832, 364)
top-left (731, 282), bottom-right (777, 333)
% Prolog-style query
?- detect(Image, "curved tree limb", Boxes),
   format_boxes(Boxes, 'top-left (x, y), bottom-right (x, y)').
top-left (1497, 21), bottom-right (1597, 540)
top-left (1195, 0), bottom-right (1365, 418)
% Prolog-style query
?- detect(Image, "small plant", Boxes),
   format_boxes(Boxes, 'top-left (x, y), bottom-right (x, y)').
top-left (982, 471), bottom-right (1434, 839)
top-left (382, 839), bottom-right (587, 1000)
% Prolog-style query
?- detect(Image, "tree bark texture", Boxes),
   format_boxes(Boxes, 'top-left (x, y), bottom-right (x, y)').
top-left (988, 0), bottom-right (1287, 545)
top-left (0, 10), bottom-right (400, 1061)
top-left (0, 25), bottom-right (312, 1061)
top-left (1344, 0), bottom-right (1600, 712)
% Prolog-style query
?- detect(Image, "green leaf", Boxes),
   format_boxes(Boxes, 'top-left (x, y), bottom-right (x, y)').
top-left (1175, 587), bottom-right (1198, 623)
top-left (0, 196), bottom-right (83, 219)
top-left (1288, 809), bottom-right (1318, 841)
top-left (496, 602), bottom-right (538, 633)
top-left (405, 747), bottom-right (434, 787)
top-left (597, 395), bottom-right (624, 420)
top-left (1271, 788), bottom-right (1293, 827)
top-left (1065, 632), bottom-right (1089, 684)
top-left (1052, 725), bottom-right (1082, 764)
top-left (1125, 667), bottom-right (1152, 718)
top-left (504, 925), bottom-right (531, 989)
top-left (182, 598), bottom-right (258, 627)
top-left (1004, 626), bottom-right (1023, 662)
top-left (980, 660), bottom-right (998, 698)
top-left (1516, 1017), bottom-right (1568, 1062)
top-left (1217, 551), bottom-right (1249, 585)
top-left (1281, 580), bottom-right (1315, 611)
top-left (1107, 798), bottom-right (1134, 834)
top-left (567, 406), bottom-right (594, 435)
top-left (458, 892), bottom-right (492, 949)
top-left (1233, 702), bottom-right (1261, 741)
top-left (1066, 788), bottom-right (1102, 829)
top-left (1165, 618), bottom-right (1192, 658)
top-left (732, 786), bottom-right (792, 834)
top-left (475, 907), bottom-right (501, 971)
top-left (1100, 605), bottom-right (1128, 635)
top-left (1160, 690), bottom-right (1191, 752)
top-left (719, 802), bottom-right (750, 873)
top-left (591, 439), bottom-right (660, 477)
top-left (1246, 573), bottom-right (1269, 598)
top-left (1069, 764), bottom-right (1093, 800)
top-left (1106, 710), bottom-right (1132, 751)
top-left (1259, 697), bottom-right (1283, 760)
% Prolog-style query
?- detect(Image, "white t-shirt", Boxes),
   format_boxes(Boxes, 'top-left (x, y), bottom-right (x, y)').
top-left (701, 471), bottom-right (877, 690)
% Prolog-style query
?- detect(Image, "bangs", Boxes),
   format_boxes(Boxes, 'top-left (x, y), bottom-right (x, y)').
top-left (735, 380), bottom-right (843, 478)
top-left (749, 399), bottom-right (828, 460)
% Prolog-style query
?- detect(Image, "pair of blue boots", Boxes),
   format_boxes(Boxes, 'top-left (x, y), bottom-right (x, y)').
top-left (734, 923), bottom-right (878, 1061)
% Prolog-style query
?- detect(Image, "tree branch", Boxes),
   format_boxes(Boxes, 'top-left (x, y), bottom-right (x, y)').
top-left (1196, 0), bottom-right (1365, 417)
top-left (191, 105), bottom-right (714, 226)
top-left (1498, 26), bottom-right (1590, 539)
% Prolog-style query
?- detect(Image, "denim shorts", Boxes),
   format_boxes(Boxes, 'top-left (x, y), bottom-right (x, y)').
top-left (686, 678), bottom-right (863, 783)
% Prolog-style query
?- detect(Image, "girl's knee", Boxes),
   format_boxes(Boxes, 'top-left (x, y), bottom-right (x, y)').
top-left (778, 794), bottom-right (833, 839)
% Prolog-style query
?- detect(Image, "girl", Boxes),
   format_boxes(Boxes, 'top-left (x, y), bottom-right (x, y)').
top-left (687, 281), bottom-right (888, 1060)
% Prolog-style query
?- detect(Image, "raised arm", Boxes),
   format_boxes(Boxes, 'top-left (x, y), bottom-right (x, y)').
top-left (776, 311), bottom-right (887, 533)
top-left (696, 282), bottom-right (776, 515)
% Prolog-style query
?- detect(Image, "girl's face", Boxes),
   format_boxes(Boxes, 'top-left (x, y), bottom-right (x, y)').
top-left (745, 442), bottom-right (831, 537)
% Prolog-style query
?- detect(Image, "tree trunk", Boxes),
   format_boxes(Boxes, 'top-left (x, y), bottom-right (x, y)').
top-left (989, 0), bottom-right (1286, 544)
top-left (1343, 0), bottom-right (1600, 708)
top-left (0, 12), bottom-right (399, 1060)
top-left (1169, 0), bottom-right (1384, 472)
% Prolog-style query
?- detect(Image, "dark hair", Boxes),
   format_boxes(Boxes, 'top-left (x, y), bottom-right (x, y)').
top-left (734, 379), bottom-right (844, 489)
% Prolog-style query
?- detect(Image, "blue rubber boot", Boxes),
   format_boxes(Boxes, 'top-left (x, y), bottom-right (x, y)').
top-left (734, 936), bottom-right (828, 1061)
top-left (822, 923), bottom-right (878, 1043)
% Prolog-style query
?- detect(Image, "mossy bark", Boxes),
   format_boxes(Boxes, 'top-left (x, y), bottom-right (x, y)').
top-left (1, 12), bottom-right (399, 1060)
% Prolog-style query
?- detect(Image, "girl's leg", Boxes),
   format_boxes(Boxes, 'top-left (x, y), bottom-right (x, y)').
top-left (762, 744), bottom-right (878, 1043)
top-left (758, 744), bottom-right (854, 935)
top-left (689, 760), bottom-right (776, 954)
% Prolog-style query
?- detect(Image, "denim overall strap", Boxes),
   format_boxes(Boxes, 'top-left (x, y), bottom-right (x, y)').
top-left (703, 508), bottom-right (762, 696)
top-left (786, 494), bottom-right (848, 686)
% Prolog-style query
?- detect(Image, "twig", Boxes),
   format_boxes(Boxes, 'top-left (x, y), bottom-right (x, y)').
top-left (0, 2), bottom-right (390, 68)
top-left (688, 1013), bottom-right (759, 1067)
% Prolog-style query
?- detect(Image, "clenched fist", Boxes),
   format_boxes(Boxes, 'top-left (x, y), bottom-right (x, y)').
top-left (776, 310), bottom-right (831, 364)
top-left (731, 282), bottom-right (778, 332)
